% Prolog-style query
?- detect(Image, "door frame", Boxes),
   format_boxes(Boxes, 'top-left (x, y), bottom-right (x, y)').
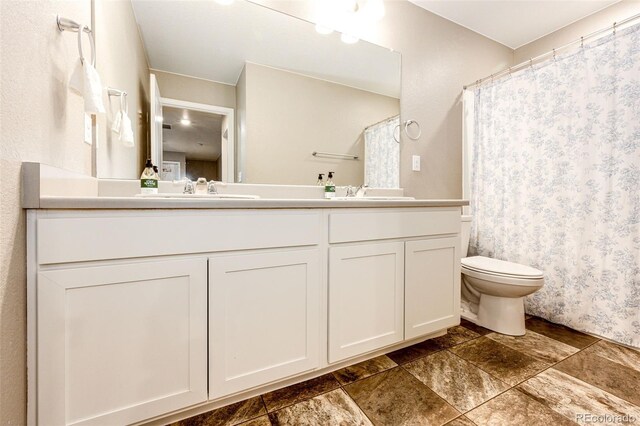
top-left (156, 97), bottom-right (235, 183)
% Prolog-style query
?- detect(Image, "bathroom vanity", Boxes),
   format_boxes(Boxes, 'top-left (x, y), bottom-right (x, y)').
top-left (24, 164), bottom-right (467, 425)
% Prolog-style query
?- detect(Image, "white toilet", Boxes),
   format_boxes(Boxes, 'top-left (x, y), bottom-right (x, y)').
top-left (460, 215), bottom-right (544, 335)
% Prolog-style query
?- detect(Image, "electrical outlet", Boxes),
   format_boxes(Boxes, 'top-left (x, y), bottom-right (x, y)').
top-left (412, 155), bottom-right (421, 171)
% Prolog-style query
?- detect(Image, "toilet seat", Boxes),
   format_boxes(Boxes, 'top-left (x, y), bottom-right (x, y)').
top-left (462, 256), bottom-right (544, 279)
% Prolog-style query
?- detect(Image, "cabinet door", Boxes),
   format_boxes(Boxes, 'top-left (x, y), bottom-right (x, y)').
top-left (329, 242), bottom-right (404, 363)
top-left (209, 249), bottom-right (320, 399)
top-left (37, 258), bottom-right (208, 426)
top-left (405, 237), bottom-right (460, 339)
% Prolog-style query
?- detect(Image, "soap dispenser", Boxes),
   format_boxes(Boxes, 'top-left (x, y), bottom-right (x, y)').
top-left (140, 159), bottom-right (158, 195)
top-left (325, 172), bottom-right (335, 199)
top-left (317, 173), bottom-right (325, 186)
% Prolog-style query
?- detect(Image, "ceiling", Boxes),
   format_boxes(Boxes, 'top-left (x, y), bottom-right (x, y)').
top-left (131, 0), bottom-right (401, 97)
top-left (408, 0), bottom-right (620, 49)
top-left (162, 107), bottom-right (223, 161)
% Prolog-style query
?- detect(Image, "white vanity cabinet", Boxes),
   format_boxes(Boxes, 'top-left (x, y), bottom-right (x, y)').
top-left (27, 205), bottom-right (462, 426)
top-left (208, 249), bottom-right (321, 399)
top-left (36, 258), bottom-right (208, 426)
top-left (328, 242), bottom-right (405, 363)
top-left (405, 237), bottom-right (461, 339)
top-left (327, 209), bottom-right (461, 363)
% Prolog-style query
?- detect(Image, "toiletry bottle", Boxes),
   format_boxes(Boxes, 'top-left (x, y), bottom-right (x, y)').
top-left (153, 165), bottom-right (160, 179)
top-left (325, 172), bottom-right (336, 199)
top-left (140, 159), bottom-right (158, 194)
top-left (317, 173), bottom-right (325, 186)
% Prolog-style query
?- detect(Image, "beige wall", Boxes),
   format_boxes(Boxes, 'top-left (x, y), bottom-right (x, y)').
top-left (0, 1), bottom-right (93, 424)
top-left (1, 0), bottom-right (153, 423)
top-left (241, 63), bottom-right (399, 186)
top-left (515, 0), bottom-right (640, 63)
top-left (253, 0), bottom-right (514, 197)
top-left (95, 0), bottom-right (150, 179)
top-left (153, 70), bottom-right (236, 109)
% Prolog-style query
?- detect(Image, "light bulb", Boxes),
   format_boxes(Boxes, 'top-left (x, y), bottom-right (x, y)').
top-left (180, 118), bottom-right (191, 126)
top-left (341, 33), bottom-right (359, 44)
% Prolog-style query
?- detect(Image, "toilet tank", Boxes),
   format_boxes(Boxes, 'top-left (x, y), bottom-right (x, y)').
top-left (461, 215), bottom-right (472, 257)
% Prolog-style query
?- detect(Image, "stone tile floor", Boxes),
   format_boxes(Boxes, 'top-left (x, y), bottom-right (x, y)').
top-left (171, 317), bottom-right (640, 425)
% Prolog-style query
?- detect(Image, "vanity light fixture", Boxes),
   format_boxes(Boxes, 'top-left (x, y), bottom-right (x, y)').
top-left (180, 118), bottom-right (191, 126)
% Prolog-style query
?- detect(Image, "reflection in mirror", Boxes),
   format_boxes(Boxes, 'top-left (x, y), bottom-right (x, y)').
top-left (153, 96), bottom-right (235, 183)
top-left (130, 0), bottom-right (401, 187)
top-left (161, 107), bottom-right (223, 182)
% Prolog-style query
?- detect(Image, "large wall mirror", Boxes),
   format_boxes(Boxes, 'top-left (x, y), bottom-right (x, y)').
top-left (129, 0), bottom-right (401, 187)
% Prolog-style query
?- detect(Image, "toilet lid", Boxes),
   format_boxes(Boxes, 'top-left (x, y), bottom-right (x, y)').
top-left (462, 256), bottom-right (544, 279)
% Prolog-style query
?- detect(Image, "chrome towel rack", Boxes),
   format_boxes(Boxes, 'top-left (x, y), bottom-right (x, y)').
top-left (312, 151), bottom-right (359, 160)
top-left (56, 15), bottom-right (95, 66)
top-left (107, 88), bottom-right (128, 113)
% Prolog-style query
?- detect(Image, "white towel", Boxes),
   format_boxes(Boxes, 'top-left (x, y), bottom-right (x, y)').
top-left (69, 59), bottom-right (105, 114)
top-left (111, 110), bottom-right (122, 134)
top-left (119, 112), bottom-right (135, 148)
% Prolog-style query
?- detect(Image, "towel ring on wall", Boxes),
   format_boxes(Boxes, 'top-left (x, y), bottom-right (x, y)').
top-left (404, 119), bottom-right (421, 140)
top-left (392, 119), bottom-right (422, 143)
top-left (57, 15), bottom-right (96, 66)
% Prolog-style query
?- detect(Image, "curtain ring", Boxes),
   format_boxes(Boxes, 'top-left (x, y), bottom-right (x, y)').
top-left (580, 36), bottom-right (584, 48)
top-left (76, 25), bottom-right (96, 66)
top-left (529, 58), bottom-right (533, 68)
top-left (404, 120), bottom-right (421, 141)
top-left (613, 21), bottom-right (617, 35)
top-left (553, 48), bottom-right (557, 61)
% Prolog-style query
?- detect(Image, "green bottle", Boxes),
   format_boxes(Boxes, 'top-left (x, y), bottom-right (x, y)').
top-left (325, 171), bottom-right (335, 199)
top-left (140, 159), bottom-right (158, 195)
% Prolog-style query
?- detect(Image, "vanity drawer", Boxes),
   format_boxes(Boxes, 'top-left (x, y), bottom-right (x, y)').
top-left (328, 209), bottom-right (460, 244)
top-left (36, 210), bottom-right (322, 265)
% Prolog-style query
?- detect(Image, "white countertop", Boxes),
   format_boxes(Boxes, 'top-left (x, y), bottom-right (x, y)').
top-left (36, 196), bottom-right (468, 209)
top-left (22, 163), bottom-right (468, 210)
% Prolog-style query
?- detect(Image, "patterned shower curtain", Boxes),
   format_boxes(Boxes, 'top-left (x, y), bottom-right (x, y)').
top-left (467, 23), bottom-right (640, 347)
top-left (365, 116), bottom-right (400, 188)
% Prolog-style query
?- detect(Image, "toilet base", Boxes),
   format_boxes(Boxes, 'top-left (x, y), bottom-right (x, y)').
top-left (477, 294), bottom-right (526, 336)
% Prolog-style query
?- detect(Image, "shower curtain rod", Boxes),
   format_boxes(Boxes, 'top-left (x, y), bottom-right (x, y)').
top-left (463, 12), bottom-right (640, 90)
top-left (364, 114), bottom-right (400, 131)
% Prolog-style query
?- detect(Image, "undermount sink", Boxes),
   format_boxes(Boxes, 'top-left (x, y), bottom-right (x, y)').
top-left (331, 196), bottom-right (415, 201)
top-left (136, 193), bottom-right (260, 200)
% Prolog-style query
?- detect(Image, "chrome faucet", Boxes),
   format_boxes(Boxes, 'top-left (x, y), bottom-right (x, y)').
top-left (183, 178), bottom-right (195, 194)
top-left (207, 180), bottom-right (218, 194)
top-left (345, 185), bottom-right (356, 197)
top-left (355, 184), bottom-right (369, 197)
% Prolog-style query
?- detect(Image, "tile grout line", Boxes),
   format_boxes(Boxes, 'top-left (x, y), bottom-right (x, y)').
top-left (333, 371), bottom-right (380, 426)
top-left (218, 320), bottom-right (607, 426)
top-left (548, 340), bottom-right (640, 408)
top-left (434, 323), bottom-right (603, 420)
top-left (463, 336), bottom-right (611, 422)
